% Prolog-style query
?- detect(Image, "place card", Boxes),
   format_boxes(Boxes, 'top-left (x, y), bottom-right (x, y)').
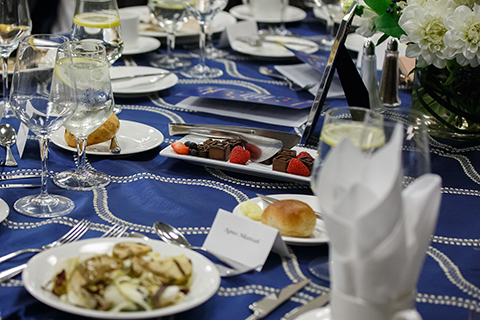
top-left (16, 101), bottom-right (34, 158)
top-left (203, 209), bottom-right (290, 271)
top-left (0, 102), bottom-right (4, 122)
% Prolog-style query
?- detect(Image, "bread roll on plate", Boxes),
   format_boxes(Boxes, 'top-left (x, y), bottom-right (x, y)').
top-left (261, 199), bottom-right (316, 238)
top-left (64, 113), bottom-right (120, 148)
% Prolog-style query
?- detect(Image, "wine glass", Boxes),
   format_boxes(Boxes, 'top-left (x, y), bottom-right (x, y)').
top-left (70, 0), bottom-right (123, 65)
top-left (183, 0), bottom-right (227, 78)
top-left (0, 0), bottom-right (31, 118)
top-left (205, 3), bottom-right (228, 59)
top-left (10, 34), bottom-right (77, 218)
top-left (148, 0), bottom-right (191, 70)
top-left (313, 0), bottom-right (343, 50)
top-left (54, 41), bottom-right (114, 191)
top-left (308, 107), bottom-right (431, 281)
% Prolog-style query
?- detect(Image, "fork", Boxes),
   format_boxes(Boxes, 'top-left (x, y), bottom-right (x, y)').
top-left (0, 219), bottom-right (91, 265)
top-left (0, 220), bottom-right (91, 283)
top-left (101, 224), bottom-right (128, 238)
top-left (256, 193), bottom-right (323, 220)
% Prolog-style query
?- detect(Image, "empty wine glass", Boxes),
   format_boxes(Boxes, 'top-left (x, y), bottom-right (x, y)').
top-left (0, 0), bottom-right (31, 118)
top-left (205, 4), bottom-right (228, 59)
top-left (183, 0), bottom-right (227, 78)
top-left (10, 35), bottom-right (77, 217)
top-left (313, 0), bottom-right (343, 50)
top-left (54, 41), bottom-right (114, 191)
top-left (148, 0), bottom-right (191, 70)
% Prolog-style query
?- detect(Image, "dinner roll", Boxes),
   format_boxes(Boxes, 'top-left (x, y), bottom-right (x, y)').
top-left (64, 113), bottom-right (120, 147)
top-left (261, 199), bottom-right (316, 238)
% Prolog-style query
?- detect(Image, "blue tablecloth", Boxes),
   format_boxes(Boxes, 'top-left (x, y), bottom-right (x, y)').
top-left (0, 10), bottom-right (479, 320)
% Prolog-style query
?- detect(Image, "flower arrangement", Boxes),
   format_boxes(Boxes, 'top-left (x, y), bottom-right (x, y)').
top-left (345, 0), bottom-right (480, 139)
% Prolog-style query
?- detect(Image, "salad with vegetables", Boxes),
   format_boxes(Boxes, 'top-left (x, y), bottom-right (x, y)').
top-left (46, 242), bottom-right (193, 312)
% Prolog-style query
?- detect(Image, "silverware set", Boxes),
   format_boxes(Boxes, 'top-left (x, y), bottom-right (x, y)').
top-left (0, 222), bottom-right (129, 283)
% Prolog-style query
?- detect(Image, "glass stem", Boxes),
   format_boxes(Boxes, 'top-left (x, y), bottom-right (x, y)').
top-left (326, 14), bottom-right (334, 41)
top-left (198, 21), bottom-right (207, 72)
top-left (1, 55), bottom-right (9, 115)
top-left (206, 20), bottom-right (214, 54)
top-left (166, 32), bottom-right (176, 60)
top-left (39, 137), bottom-right (50, 197)
top-left (75, 137), bottom-right (88, 175)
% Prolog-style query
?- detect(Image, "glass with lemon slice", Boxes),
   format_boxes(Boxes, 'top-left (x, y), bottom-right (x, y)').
top-left (71, 0), bottom-right (123, 65)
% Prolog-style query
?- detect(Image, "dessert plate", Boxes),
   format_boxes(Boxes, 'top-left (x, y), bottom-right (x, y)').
top-left (160, 135), bottom-right (315, 184)
top-left (0, 198), bottom-right (9, 223)
top-left (295, 306), bottom-right (332, 320)
top-left (23, 238), bottom-right (221, 319)
top-left (51, 120), bottom-right (164, 156)
top-left (122, 36), bottom-right (161, 55)
top-left (229, 5), bottom-right (307, 23)
top-left (231, 36), bottom-right (319, 58)
top-left (110, 66), bottom-right (178, 95)
top-left (232, 194), bottom-right (329, 246)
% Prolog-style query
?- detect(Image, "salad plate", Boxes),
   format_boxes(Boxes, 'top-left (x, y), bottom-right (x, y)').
top-left (232, 194), bottom-right (329, 246)
top-left (23, 238), bottom-right (221, 319)
top-left (0, 198), bottom-right (9, 223)
top-left (160, 135), bottom-right (316, 184)
top-left (110, 66), bottom-right (179, 95)
top-left (230, 35), bottom-right (319, 58)
top-left (51, 120), bottom-right (164, 156)
top-left (122, 36), bottom-right (161, 55)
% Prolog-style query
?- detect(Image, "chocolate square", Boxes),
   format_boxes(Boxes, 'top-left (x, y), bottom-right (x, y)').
top-left (209, 140), bottom-right (231, 161)
top-left (272, 155), bottom-right (292, 173)
top-left (299, 156), bottom-right (314, 173)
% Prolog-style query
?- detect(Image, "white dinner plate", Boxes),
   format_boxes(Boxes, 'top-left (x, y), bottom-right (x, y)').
top-left (122, 36), bottom-right (161, 55)
top-left (232, 194), bottom-right (328, 246)
top-left (122, 6), bottom-right (237, 39)
top-left (110, 66), bottom-right (178, 95)
top-left (229, 5), bottom-right (307, 23)
top-left (230, 36), bottom-right (319, 58)
top-left (296, 306), bottom-right (332, 320)
top-left (160, 135), bottom-right (316, 184)
top-left (51, 120), bottom-right (164, 156)
top-left (23, 238), bottom-right (221, 319)
top-left (0, 198), bottom-right (9, 223)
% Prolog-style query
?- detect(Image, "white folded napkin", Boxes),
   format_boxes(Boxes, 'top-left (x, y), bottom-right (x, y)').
top-left (315, 123), bottom-right (442, 304)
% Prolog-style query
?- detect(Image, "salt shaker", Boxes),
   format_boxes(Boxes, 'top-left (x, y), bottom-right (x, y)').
top-left (361, 39), bottom-right (385, 112)
top-left (379, 38), bottom-right (401, 107)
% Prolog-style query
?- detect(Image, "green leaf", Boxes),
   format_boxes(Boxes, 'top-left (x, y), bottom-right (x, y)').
top-left (375, 14), bottom-right (405, 38)
top-left (364, 0), bottom-right (390, 14)
top-left (376, 33), bottom-right (390, 45)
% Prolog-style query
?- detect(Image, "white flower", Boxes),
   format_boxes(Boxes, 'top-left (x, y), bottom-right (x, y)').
top-left (355, 9), bottom-right (378, 38)
top-left (444, 4), bottom-right (480, 67)
top-left (399, 0), bottom-right (456, 68)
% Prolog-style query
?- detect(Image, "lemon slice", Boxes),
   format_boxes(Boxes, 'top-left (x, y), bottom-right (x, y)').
top-left (320, 122), bottom-right (386, 148)
top-left (0, 23), bottom-right (27, 35)
top-left (55, 57), bottom-right (110, 90)
top-left (73, 13), bottom-right (120, 29)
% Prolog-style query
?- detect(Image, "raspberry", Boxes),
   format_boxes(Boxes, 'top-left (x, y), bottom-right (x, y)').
top-left (229, 146), bottom-right (250, 164)
top-left (245, 143), bottom-right (262, 160)
top-left (287, 158), bottom-right (310, 176)
top-left (296, 151), bottom-right (313, 159)
top-left (171, 142), bottom-right (190, 155)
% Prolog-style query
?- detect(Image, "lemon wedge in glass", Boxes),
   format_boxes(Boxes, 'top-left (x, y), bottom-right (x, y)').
top-left (320, 122), bottom-right (386, 149)
top-left (73, 12), bottom-right (120, 29)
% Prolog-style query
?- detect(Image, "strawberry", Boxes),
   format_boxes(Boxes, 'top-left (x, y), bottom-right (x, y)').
top-left (287, 158), bottom-right (310, 176)
top-left (296, 151), bottom-right (313, 159)
top-left (229, 146), bottom-right (250, 165)
top-left (171, 141), bottom-right (190, 155)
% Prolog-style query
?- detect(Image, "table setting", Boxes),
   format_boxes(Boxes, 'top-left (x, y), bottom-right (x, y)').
top-left (0, 0), bottom-right (480, 319)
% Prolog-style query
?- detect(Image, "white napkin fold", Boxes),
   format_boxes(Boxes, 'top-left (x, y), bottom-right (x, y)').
top-left (315, 123), bottom-right (442, 304)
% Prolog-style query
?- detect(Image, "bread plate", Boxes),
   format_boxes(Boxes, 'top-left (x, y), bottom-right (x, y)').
top-left (23, 238), bottom-right (220, 319)
top-left (51, 120), bottom-right (164, 156)
top-left (232, 194), bottom-right (329, 246)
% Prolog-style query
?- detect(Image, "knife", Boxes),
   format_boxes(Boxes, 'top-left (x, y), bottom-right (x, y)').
top-left (169, 123), bottom-right (301, 149)
top-left (110, 71), bottom-right (172, 81)
top-left (0, 174), bottom-right (41, 181)
top-left (281, 292), bottom-right (330, 320)
top-left (0, 263), bottom-right (26, 283)
top-left (246, 279), bottom-right (311, 320)
top-left (0, 184), bottom-right (41, 188)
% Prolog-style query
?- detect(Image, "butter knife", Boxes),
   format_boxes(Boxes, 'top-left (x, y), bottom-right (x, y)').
top-left (0, 174), bottom-right (41, 181)
top-left (281, 292), bottom-right (330, 320)
top-left (111, 72), bottom-right (171, 81)
top-left (0, 184), bottom-right (41, 188)
top-left (246, 279), bottom-right (311, 320)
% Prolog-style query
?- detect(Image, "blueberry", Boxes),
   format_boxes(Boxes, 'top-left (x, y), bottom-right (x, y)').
top-left (189, 149), bottom-right (198, 156)
top-left (184, 141), bottom-right (197, 149)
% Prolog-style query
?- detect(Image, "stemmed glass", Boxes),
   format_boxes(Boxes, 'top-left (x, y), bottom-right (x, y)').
top-left (10, 35), bottom-right (77, 217)
top-left (183, 0), bottom-right (227, 78)
top-left (0, 0), bottom-right (31, 118)
top-left (54, 41), bottom-right (114, 191)
top-left (308, 107), bottom-right (431, 281)
top-left (148, 0), bottom-right (191, 70)
top-left (313, 0), bottom-right (343, 50)
top-left (205, 3), bottom-right (228, 59)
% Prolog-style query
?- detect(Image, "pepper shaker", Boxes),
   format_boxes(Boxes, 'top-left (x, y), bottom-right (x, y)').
top-left (361, 39), bottom-right (385, 112)
top-left (379, 38), bottom-right (401, 107)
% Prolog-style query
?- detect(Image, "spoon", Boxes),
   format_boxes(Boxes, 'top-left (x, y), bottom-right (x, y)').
top-left (0, 124), bottom-right (18, 167)
top-left (258, 67), bottom-right (315, 92)
top-left (153, 222), bottom-right (254, 276)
